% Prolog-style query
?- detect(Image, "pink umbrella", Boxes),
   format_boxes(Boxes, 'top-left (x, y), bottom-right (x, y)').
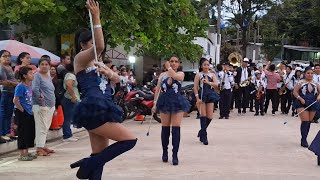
top-left (0, 40), bottom-right (60, 65)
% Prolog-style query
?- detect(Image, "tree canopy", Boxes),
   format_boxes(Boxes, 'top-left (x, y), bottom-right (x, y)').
top-left (0, 0), bottom-right (208, 62)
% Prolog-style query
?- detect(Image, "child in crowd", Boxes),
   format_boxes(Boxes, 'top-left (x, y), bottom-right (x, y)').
top-left (13, 66), bottom-right (36, 161)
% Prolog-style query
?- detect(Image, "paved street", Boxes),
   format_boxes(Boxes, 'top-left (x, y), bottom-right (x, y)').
top-left (0, 111), bottom-right (319, 180)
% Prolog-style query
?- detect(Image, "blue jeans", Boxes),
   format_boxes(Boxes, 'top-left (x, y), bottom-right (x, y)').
top-left (0, 91), bottom-right (14, 136)
top-left (61, 97), bottom-right (76, 139)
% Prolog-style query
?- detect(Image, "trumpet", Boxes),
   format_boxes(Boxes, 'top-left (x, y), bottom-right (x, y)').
top-left (239, 76), bottom-right (252, 88)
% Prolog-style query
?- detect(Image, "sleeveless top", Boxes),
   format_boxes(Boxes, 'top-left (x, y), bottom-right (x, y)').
top-left (73, 66), bottom-right (122, 130)
top-left (198, 72), bottom-right (219, 103)
top-left (76, 66), bottom-right (112, 100)
top-left (294, 81), bottom-right (319, 111)
top-left (156, 72), bottom-right (190, 113)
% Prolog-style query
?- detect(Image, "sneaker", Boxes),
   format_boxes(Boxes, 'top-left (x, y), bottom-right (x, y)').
top-left (18, 155), bottom-right (34, 161)
top-left (28, 153), bottom-right (38, 159)
top-left (272, 112), bottom-right (275, 116)
top-left (254, 113), bottom-right (259, 116)
top-left (1, 136), bottom-right (10, 141)
top-left (63, 137), bottom-right (79, 142)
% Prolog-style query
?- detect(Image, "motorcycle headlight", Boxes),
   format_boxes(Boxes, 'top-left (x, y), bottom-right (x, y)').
top-left (135, 94), bottom-right (139, 97)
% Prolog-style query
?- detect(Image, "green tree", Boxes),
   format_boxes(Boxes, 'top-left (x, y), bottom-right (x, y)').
top-left (224, 0), bottom-right (275, 56)
top-left (0, 0), bottom-right (208, 62)
top-left (0, 0), bottom-right (67, 45)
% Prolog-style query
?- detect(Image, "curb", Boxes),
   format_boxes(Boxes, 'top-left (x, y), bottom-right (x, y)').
top-left (0, 127), bottom-right (85, 155)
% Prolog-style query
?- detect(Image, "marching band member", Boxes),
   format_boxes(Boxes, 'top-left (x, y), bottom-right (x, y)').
top-left (70, 1), bottom-right (137, 179)
top-left (218, 62), bottom-right (234, 119)
top-left (312, 64), bottom-right (320, 123)
top-left (249, 63), bottom-right (256, 112)
top-left (280, 65), bottom-right (294, 115)
top-left (264, 62), bottom-right (281, 116)
top-left (253, 70), bottom-right (266, 116)
top-left (194, 58), bottom-right (219, 145)
top-left (292, 66), bottom-right (320, 148)
top-left (291, 67), bottom-right (303, 116)
top-left (153, 56), bottom-right (190, 165)
top-left (234, 58), bottom-right (251, 115)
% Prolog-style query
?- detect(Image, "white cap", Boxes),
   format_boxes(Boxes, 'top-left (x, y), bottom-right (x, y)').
top-left (243, 58), bottom-right (249, 62)
top-left (255, 70), bottom-right (261, 75)
top-left (295, 67), bottom-right (302, 72)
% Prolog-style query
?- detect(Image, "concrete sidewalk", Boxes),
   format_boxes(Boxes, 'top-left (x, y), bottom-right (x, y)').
top-left (0, 111), bottom-right (319, 180)
top-left (0, 127), bottom-right (84, 155)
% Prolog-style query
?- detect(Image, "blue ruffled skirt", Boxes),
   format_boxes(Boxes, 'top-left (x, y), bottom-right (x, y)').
top-left (293, 95), bottom-right (319, 111)
top-left (73, 96), bottom-right (123, 130)
top-left (309, 131), bottom-right (320, 156)
top-left (157, 92), bottom-right (190, 114)
top-left (199, 89), bottom-right (220, 103)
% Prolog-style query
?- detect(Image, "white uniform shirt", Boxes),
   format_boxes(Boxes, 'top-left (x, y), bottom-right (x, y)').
top-left (240, 67), bottom-right (249, 82)
top-left (218, 71), bottom-right (234, 90)
top-left (255, 78), bottom-right (266, 90)
top-left (285, 71), bottom-right (295, 90)
top-left (313, 74), bottom-right (320, 85)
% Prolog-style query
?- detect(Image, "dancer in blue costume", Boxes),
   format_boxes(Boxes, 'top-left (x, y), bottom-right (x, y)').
top-left (153, 56), bottom-right (190, 166)
top-left (292, 67), bottom-right (320, 166)
top-left (70, 1), bottom-right (137, 179)
top-left (193, 58), bottom-right (219, 145)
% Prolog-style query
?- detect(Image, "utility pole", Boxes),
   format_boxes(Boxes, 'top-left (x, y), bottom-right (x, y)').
top-left (216, 0), bottom-right (222, 64)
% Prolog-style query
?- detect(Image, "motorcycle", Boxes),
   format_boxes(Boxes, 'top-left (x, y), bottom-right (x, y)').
top-left (124, 80), bottom-right (161, 123)
top-left (180, 84), bottom-right (196, 113)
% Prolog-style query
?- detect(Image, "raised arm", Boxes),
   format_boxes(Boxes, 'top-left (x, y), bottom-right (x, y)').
top-left (164, 61), bottom-right (184, 81)
top-left (74, 0), bottom-right (104, 69)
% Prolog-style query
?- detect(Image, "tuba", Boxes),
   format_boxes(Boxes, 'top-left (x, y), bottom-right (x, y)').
top-left (228, 52), bottom-right (242, 67)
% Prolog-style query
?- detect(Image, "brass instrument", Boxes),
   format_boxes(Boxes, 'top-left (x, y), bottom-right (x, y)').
top-left (228, 52), bottom-right (242, 67)
top-left (239, 76), bottom-right (252, 88)
top-left (219, 71), bottom-right (226, 92)
top-left (278, 85), bottom-right (287, 95)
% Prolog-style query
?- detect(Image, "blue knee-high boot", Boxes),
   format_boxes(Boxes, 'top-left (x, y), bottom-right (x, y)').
top-left (308, 131), bottom-right (320, 166)
top-left (71, 139), bottom-right (137, 179)
top-left (172, 126), bottom-right (180, 166)
top-left (300, 121), bottom-right (311, 148)
top-left (206, 118), bottom-right (212, 127)
top-left (199, 117), bottom-right (208, 145)
top-left (89, 153), bottom-right (103, 180)
top-left (161, 126), bottom-right (170, 162)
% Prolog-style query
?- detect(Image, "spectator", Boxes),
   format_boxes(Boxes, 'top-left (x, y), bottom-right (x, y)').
top-left (32, 58), bottom-right (56, 156)
top-left (57, 54), bottom-right (71, 79)
top-left (61, 64), bottom-right (80, 142)
top-left (103, 58), bottom-right (112, 68)
top-left (14, 52), bottom-right (38, 74)
top-left (50, 67), bottom-right (64, 108)
top-left (111, 65), bottom-right (118, 73)
top-left (119, 68), bottom-right (129, 87)
top-left (0, 50), bottom-right (18, 143)
top-left (13, 66), bottom-right (37, 161)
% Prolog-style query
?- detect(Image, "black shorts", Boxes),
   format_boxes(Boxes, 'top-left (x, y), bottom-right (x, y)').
top-left (14, 109), bottom-right (35, 149)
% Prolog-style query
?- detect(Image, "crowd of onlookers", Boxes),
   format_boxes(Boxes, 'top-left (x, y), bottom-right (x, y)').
top-left (0, 50), bottom-right (135, 161)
